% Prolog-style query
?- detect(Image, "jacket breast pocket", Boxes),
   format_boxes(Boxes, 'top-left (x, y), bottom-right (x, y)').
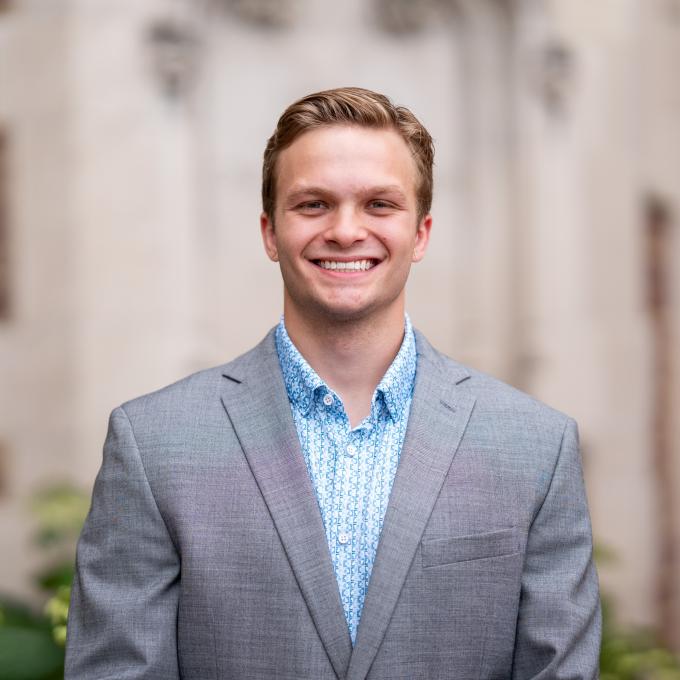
top-left (421, 528), bottom-right (520, 568)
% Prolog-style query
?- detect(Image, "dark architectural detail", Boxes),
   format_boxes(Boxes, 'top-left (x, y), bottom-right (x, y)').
top-left (146, 17), bottom-right (201, 99)
top-left (0, 129), bottom-right (10, 320)
top-left (0, 441), bottom-right (6, 497)
top-left (645, 194), bottom-right (679, 650)
top-left (372, 0), bottom-right (513, 35)
top-left (531, 40), bottom-right (575, 116)
top-left (217, 0), bottom-right (292, 29)
top-left (373, 0), bottom-right (437, 34)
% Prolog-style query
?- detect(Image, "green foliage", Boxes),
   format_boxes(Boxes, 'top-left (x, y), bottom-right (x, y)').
top-left (0, 626), bottom-right (64, 680)
top-left (36, 566), bottom-right (74, 594)
top-left (29, 486), bottom-right (90, 550)
top-left (600, 596), bottom-right (680, 680)
top-left (0, 598), bottom-right (63, 680)
top-left (44, 587), bottom-right (70, 648)
top-left (0, 484), bottom-right (88, 680)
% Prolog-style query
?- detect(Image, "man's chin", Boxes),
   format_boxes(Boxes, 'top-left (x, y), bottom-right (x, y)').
top-left (301, 298), bottom-right (395, 327)
top-left (283, 284), bottom-right (404, 327)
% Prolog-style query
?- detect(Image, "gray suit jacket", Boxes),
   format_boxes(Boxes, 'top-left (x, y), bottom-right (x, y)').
top-left (65, 329), bottom-right (601, 680)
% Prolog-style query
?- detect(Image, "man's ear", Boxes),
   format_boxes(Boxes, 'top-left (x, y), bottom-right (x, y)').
top-left (412, 213), bottom-right (432, 262)
top-left (260, 212), bottom-right (279, 262)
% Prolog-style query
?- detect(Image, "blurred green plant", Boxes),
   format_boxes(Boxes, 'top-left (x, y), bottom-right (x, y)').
top-left (600, 596), bottom-right (680, 680)
top-left (0, 598), bottom-right (64, 680)
top-left (596, 545), bottom-right (680, 680)
top-left (29, 486), bottom-right (90, 574)
top-left (44, 587), bottom-right (70, 648)
top-left (0, 484), bottom-right (88, 680)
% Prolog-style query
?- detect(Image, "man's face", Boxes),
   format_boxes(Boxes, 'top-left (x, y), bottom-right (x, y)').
top-left (261, 124), bottom-right (431, 325)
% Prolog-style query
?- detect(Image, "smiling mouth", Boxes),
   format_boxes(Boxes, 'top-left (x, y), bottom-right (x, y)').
top-left (312, 259), bottom-right (379, 272)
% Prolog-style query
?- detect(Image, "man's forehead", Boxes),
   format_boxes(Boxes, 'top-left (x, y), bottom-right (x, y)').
top-left (275, 126), bottom-right (418, 189)
top-left (281, 123), bottom-right (406, 151)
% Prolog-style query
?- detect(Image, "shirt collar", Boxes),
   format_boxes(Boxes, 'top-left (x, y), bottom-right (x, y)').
top-left (275, 320), bottom-right (324, 416)
top-left (375, 314), bottom-right (416, 420)
top-left (275, 315), bottom-right (417, 421)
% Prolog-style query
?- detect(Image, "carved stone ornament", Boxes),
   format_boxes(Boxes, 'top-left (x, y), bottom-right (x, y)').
top-left (146, 17), bottom-right (201, 99)
top-left (532, 40), bottom-right (575, 116)
top-left (218, 0), bottom-right (292, 29)
top-left (373, 0), bottom-right (436, 35)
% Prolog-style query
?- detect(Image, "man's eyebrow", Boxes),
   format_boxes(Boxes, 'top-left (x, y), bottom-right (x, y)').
top-left (284, 185), bottom-right (409, 202)
top-left (367, 185), bottom-right (409, 200)
top-left (284, 186), bottom-right (331, 202)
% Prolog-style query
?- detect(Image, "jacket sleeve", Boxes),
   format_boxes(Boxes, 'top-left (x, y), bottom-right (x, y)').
top-left (65, 406), bottom-right (181, 680)
top-left (512, 418), bottom-right (602, 680)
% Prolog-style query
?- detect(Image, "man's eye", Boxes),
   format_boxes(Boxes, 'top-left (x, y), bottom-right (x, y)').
top-left (368, 200), bottom-right (392, 210)
top-left (298, 201), bottom-right (325, 210)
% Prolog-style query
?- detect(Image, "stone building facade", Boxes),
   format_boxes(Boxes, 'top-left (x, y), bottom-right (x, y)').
top-left (0, 0), bottom-right (679, 649)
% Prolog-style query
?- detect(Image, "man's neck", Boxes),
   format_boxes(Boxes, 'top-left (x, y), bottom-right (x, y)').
top-left (283, 304), bottom-right (407, 427)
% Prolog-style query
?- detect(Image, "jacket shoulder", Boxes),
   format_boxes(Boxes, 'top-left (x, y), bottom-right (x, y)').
top-left (416, 329), bottom-right (572, 434)
top-left (464, 362), bottom-right (570, 433)
top-left (119, 329), bottom-right (276, 421)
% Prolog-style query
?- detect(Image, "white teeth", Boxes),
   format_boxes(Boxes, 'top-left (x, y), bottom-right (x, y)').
top-left (318, 260), bottom-right (375, 271)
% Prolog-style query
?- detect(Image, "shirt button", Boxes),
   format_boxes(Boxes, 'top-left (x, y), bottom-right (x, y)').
top-left (323, 393), bottom-right (334, 407)
top-left (346, 444), bottom-right (357, 457)
top-left (338, 532), bottom-right (350, 545)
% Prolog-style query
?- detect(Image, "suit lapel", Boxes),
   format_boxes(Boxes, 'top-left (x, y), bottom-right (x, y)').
top-left (220, 331), bottom-right (352, 679)
top-left (346, 332), bottom-right (476, 680)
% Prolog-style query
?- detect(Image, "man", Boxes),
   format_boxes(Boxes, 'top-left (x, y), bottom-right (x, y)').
top-left (65, 87), bottom-right (601, 679)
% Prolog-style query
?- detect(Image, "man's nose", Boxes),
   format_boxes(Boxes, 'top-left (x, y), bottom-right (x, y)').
top-left (324, 207), bottom-right (367, 247)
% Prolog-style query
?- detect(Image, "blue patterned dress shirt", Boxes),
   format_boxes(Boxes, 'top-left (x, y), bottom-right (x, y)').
top-left (275, 316), bottom-right (416, 644)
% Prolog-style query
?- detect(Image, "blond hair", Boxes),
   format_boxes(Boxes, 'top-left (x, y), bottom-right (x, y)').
top-left (262, 87), bottom-right (434, 220)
